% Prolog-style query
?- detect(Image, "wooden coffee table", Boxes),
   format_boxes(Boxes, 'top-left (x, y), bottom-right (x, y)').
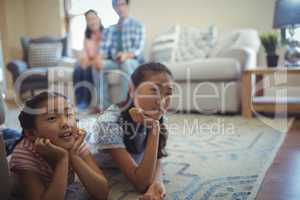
top-left (242, 67), bottom-right (300, 118)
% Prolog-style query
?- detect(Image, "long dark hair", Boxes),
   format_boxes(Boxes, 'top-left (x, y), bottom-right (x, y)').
top-left (119, 62), bottom-right (173, 159)
top-left (14, 92), bottom-right (68, 146)
top-left (84, 9), bottom-right (104, 39)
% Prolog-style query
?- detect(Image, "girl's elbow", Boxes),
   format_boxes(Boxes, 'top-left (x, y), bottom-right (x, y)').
top-left (134, 180), bottom-right (151, 193)
top-left (95, 188), bottom-right (109, 200)
top-left (101, 181), bottom-right (109, 200)
top-left (94, 179), bottom-right (109, 200)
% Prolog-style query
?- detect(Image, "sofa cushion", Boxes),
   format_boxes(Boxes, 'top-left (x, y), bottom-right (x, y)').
top-left (175, 25), bottom-right (217, 62)
top-left (168, 58), bottom-right (241, 81)
top-left (28, 43), bottom-right (63, 67)
top-left (21, 36), bottom-right (68, 63)
top-left (48, 66), bottom-right (73, 83)
top-left (210, 29), bottom-right (260, 57)
top-left (150, 25), bottom-right (180, 64)
top-left (107, 70), bottom-right (123, 85)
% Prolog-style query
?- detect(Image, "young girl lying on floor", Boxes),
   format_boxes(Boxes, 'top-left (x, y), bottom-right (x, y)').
top-left (9, 92), bottom-right (109, 200)
top-left (89, 62), bottom-right (174, 200)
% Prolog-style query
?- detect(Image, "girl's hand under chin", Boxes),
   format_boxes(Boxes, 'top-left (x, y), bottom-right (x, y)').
top-left (139, 182), bottom-right (166, 200)
top-left (34, 138), bottom-right (68, 163)
top-left (69, 128), bottom-right (86, 156)
top-left (129, 107), bottom-right (161, 136)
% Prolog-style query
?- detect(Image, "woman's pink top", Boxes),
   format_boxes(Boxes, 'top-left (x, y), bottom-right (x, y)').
top-left (85, 31), bottom-right (102, 58)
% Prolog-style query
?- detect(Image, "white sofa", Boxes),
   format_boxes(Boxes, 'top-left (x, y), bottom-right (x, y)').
top-left (165, 29), bottom-right (261, 113)
top-left (49, 28), bottom-right (260, 114)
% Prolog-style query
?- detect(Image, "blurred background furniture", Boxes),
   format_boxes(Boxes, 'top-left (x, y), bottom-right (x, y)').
top-left (82, 27), bottom-right (261, 113)
top-left (242, 67), bottom-right (300, 118)
top-left (151, 27), bottom-right (261, 113)
top-left (27, 27), bottom-right (261, 114)
top-left (6, 36), bottom-right (75, 100)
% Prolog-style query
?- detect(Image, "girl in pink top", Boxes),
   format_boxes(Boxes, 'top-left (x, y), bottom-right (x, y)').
top-left (10, 92), bottom-right (108, 200)
top-left (80, 9), bottom-right (103, 71)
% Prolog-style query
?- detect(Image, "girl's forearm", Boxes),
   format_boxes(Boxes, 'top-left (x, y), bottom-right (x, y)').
top-left (70, 155), bottom-right (108, 200)
top-left (152, 160), bottom-right (164, 184)
top-left (41, 156), bottom-right (69, 200)
top-left (134, 132), bottom-right (160, 192)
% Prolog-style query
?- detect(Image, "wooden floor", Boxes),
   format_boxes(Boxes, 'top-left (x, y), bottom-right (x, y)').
top-left (256, 117), bottom-right (300, 200)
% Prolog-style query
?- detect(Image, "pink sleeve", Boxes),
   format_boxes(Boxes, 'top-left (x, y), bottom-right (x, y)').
top-left (85, 40), bottom-right (97, 58)
top-left (10, 149), bottom-right (45, 175)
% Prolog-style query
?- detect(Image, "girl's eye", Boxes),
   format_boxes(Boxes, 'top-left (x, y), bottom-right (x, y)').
top-left (150, 87), bottom-right (159, 93)
top-left (47, 116), bottom-right (56, 121)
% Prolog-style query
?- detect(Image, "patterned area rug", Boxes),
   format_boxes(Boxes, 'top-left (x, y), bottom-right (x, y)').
top-left (79, 114), bottom-right (293, 200)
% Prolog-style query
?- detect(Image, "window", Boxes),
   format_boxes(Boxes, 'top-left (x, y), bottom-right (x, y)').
top-left (281, 27), bottom-right (300, 44)
top-left (69, 0), bottom-right (118, 50)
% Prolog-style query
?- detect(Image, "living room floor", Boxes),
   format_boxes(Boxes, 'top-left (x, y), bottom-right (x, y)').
top-left (4, 100), bottom-right (300, 200)
top-left (256, 117), bottom-right (300, 200)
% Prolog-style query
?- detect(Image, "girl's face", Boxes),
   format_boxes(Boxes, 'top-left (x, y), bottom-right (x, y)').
top-left (31, 96), bottom-right (77, 150)
top-left (132, 72), bottom-right (173, 120)
top-left (86, 12), bottom-right (101, 32)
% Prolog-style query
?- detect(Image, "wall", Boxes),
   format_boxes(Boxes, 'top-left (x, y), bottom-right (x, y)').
top-left (25, 0), bottom-right (65, 38)
top-left (1, 0), bottom-right (26, 62)
top-left (0, 0), bottom-right (9, 65)
top-left (130, 0), bottom-right (276, 59)
top-left (2, 0), bottom-right (64, 98)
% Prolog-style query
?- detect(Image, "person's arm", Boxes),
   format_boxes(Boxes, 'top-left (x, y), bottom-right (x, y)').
top-left (109, 120), bottom-right (160, 192)
top-left (127, 23), bottom-right (145, 58)
top-left (140, 160), bottom-right (166, 200)
top-left (116, 23), bottom-right (145, 63)
top-left (152, 159), bottom-right (164, 184)
top-left (83, 38), bottom-right (89, 50)
top-left (69, 129), bottom-right (109, 200)
top-left (70, 152), bottom-right (109, 200)
top-left (18, 155), bottom-right (69, 200)
top-left (100, 28), bottom-right (111, 59)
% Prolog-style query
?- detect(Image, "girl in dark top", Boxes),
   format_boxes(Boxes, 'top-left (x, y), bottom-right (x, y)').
top-left (90, 62), bottom-right (174, 199)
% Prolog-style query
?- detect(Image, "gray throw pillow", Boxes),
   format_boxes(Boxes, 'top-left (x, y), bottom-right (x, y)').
top-left (28, 43), bottom-right (63, 67)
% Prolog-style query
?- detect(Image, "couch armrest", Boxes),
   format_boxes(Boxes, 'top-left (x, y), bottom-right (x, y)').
top-left (58, 57), bottom-right (77, 67)
top-left (216, 47), bottom-right (258, 71)
top-left (6, 60), bottom-right (29, 82)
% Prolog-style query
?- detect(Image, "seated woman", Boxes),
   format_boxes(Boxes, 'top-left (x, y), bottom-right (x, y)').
top-left (74, 9), bottom-right (104, 112)
top-left (89, 62), bottom-right (174, 199)
top-left (80, 9), bottom-right (103, 71)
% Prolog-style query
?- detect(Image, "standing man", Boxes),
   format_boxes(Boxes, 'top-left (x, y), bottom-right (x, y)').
top-left (93, 0), bottom-right (145, 111)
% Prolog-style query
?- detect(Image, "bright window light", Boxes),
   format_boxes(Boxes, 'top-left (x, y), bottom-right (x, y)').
top-left (285, 27), bottom-right (300, 42)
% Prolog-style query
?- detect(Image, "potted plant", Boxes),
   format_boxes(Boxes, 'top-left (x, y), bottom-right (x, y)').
top-left (260, 32), bottom-right (279, 67)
